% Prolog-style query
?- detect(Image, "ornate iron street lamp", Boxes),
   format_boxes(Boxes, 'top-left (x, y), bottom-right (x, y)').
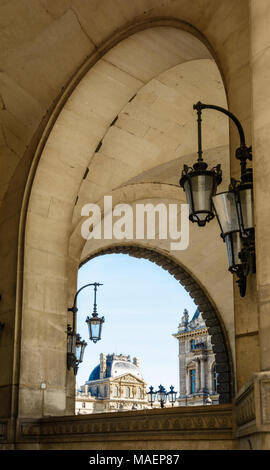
top-left (85, 283), bottom-right (105, 343)
top-left (156, 384), bottom-right (167, 408)
top-left (167, 385), bottom-right (177, 407)
top-left (147, 385), bottom-right (177, 408)
top-left (67, 282), bottom-right (104, 375)
top-left (67, 326), bottom-right (87, 376)
top-left (147, 386), bottom-right (156, 408)
top-left (180, 101), bottom-right (255, 297)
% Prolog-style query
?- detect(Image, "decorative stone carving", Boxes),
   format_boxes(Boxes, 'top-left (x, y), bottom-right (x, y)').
top-left (235, 383), bottom-right (255, 427)
top-left (16, 404), bottom-right (233, 446)
top-left (261, 379), bottom-right (270, 424)
top-left (235, 372), bottom-right (270, 442)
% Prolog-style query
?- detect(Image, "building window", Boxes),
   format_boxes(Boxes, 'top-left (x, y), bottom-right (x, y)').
top-left (212, 364), bottom-right (218, 393)
top-left (190, 369), bottom-right (196, 394)
top-left (190, 339), bottom-right (196, 351)
top-left (114, 386), bottom-right (118, 397)
top-left (126, 386), bottom-right (130, 398)
top-left (104, 385), bottom-right (108, 398)
top-left (90, 387), bottom-right (95, 396)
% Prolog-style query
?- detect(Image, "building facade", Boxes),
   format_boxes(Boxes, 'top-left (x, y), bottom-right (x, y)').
top-left (173, 309), bottom-right (219, 406)
top-left (76, 354), bottom-right (148, 414)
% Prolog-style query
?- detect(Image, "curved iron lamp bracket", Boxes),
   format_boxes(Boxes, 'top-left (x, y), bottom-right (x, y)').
top-left (193, 101), bottom-right (252, 179)
top-left (68, 282), bottom-right (103, 332)
top-left (67, 282), bottom-right (103, 374)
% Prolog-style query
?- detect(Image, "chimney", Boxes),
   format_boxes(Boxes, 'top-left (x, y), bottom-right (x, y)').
top-left (100, 353), bottom-right (106, 379)
top-left (133, 357), bottom-right (139, 368)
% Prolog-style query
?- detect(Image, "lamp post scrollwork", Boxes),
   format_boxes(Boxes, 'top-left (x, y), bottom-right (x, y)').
top-left (67, 282), bottom-right (104, 375)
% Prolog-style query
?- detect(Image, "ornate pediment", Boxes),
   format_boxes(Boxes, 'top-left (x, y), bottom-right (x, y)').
top-left (112, 373), bottom-right (145, 385)
top-left (186, 359), bottom-right (197, 369)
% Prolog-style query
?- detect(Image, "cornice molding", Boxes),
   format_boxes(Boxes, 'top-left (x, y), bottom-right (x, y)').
top-left (17, 404), bottom-right (233, 444)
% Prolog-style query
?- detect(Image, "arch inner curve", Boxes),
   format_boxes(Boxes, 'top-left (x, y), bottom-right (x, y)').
top-left (81, 244), bottom-right (234, 404)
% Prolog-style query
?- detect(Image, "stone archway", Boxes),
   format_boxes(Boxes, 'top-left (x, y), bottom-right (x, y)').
top-left (81, 244), bottom-right (234, 404)
top-left (15, 21), bottom-right (234, 420)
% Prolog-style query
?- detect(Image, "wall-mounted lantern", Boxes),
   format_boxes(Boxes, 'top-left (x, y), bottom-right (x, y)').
top-left (85, 283), bottom-right (105, 344)
top-left (180, 102), bottom-right (255, 297)
top-left (67, 282), bottom-right (104, 375)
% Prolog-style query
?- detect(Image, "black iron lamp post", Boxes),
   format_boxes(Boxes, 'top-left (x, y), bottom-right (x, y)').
top-left (67, 326), bottom-right (88, 376)
top-left (167, 385), bottom-right (177, 407)
top-left (74, 334), bottom-right (87, 376)
top-left (180, 101), bottom-right (255, 297)
top-left (85, 283), bottom-right (105, 343)
top-left (67, 282), bottom-right (104, 375)
top-left (156, 385), bottom-right (167, 408)
top-left (147, 386), bottom-right (156, 408)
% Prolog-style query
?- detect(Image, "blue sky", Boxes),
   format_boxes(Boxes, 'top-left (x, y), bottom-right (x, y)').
top-left (76, 254), bottom-right (196, 393)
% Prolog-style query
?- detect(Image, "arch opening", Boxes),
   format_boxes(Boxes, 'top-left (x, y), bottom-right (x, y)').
top-left (80, 245), bottom-right (234, 405)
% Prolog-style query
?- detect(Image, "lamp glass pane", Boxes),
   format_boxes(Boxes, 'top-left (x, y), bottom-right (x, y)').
top-left (212, 191), bottom-right (240, 235)
top-left (183, 179), bottom-right (193, 213)
top-left (80, 344), bottom-right (86, 363)
top-left (190, 174), bottom-right (214, 213)
top-left (147, 391), bottom-right (155, 403)
top-left (239, 188), bottom-right (254, 231)
top-left (67, 334), bottom-right (73, 354)
top-left (75, 343), bottom-right (81, 361)
top-left (157, 390), bottom-right (166, 402)
top-left (225, 232), bottom-right (242, 270)
top-left (67, 333), bottom-right (76, 355)
top-left (88, 319), bottom-right (101, 342)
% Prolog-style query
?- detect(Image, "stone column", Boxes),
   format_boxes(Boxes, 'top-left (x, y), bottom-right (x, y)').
top-left (179, 339), bottom-right (187, 396)
top-left (223, 0), bottom-right (260, 394)
top-left (207, 365), bottom-right (212, 394)
top-left (250, 0), bottom-right (270, 373)
top-left (195, 359), bottom-right (200, 393)
top-left (233, 1), bottom-right (270, 450)
top-left (200, 357), bottom-right (205, 392)
top-left (185, 368), bottom-right (190, 396)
